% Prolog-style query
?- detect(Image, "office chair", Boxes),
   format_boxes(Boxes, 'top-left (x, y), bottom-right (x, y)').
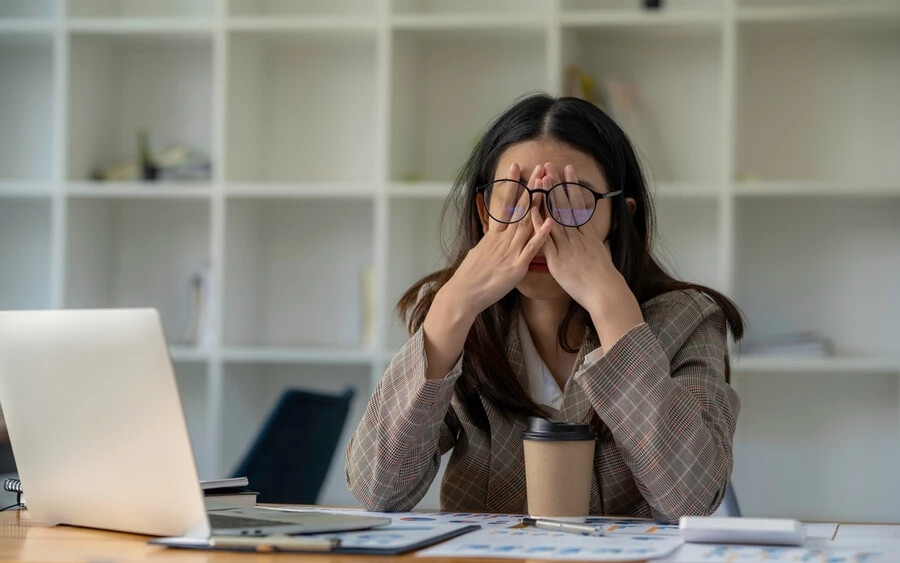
top-left (721, 481), bottom-right (742, 517)
top-left (232, 387), bottom-right (355, 504)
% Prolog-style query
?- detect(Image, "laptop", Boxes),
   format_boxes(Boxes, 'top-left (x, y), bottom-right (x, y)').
top-left (0, 309), bottom-right (389, 539)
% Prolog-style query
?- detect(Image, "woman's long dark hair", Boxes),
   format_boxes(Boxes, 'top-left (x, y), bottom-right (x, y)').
top-left (397, 93), bottom-right (744, 431)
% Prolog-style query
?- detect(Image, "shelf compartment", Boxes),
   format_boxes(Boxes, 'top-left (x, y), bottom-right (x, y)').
top-left (0, 1), bottom-right (56, 19)
top-left (731, 371), bottom-right (900, 522)
top-left (652, 197), bottom-right (721, 291)
top-left (223, 198), bottom-right (374, 349)
top-left (226, 31), bottom-right (377, 183)
top-left (67, 0), bottom-right (214, 19)
top-left (734, 197), bottom-right (900, 358)
top-left (736, 19), bottom-right (900, 183)
top-left (65, 197), bottom-right (211, 346)
top-left (0, 34), bottom-right (54, 182)
top-left (172, 362), bottom-right (212, 479)
top-left (562, 26), bottom-right (723, 184)
top-left (229, 0), bottom-right (376, 17)
top-left (67, 33), bottom-right (213, 182)
top-left (219, 362), bottom-right (371, 505)
top-left (0, 198), bottom-right (52, 311)
top-left (385, 198), bottom-right (451, 350)
top-left (390, 27), bottom-right (547, 183)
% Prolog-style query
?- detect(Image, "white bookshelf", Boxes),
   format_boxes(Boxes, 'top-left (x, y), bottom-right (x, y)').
top-left (1, 0), bottom-right (898, 518)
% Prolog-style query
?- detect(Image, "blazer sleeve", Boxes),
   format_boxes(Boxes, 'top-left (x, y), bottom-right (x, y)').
top-left (345, 324), bottom-right (463, 511)
top-left (574, 293), bottom-right (740, 523)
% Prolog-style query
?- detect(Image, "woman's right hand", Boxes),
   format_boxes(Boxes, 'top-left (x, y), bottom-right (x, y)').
top-left (422, 162), bottom-right (552, 380)
top-left (444, 162), bottom-right (554, 317)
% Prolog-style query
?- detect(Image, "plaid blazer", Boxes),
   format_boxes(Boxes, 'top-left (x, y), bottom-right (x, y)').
top-left (346, 289), bottom-right (740, 522)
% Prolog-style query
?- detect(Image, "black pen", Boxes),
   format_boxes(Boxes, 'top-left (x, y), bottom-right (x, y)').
top-left (522, 517), bottom-right (605, 535)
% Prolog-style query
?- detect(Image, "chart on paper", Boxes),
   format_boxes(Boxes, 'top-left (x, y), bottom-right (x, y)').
top-left (416, 528), bottom-right (683, 561)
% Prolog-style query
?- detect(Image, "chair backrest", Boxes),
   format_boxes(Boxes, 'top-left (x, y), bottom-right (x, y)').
top-left (722, 481), bottom-right (742, 517)
top-left (232, 387), bottom-right (354, 504)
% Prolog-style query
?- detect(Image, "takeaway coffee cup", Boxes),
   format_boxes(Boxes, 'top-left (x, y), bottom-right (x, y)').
top-left (522, 417), bottom-right (596, 521)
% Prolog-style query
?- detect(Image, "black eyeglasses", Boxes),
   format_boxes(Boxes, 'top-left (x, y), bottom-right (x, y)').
top-left (476, 179), bottom-right (623, 227)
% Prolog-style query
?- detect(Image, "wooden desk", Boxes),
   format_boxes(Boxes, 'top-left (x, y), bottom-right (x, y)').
top-left (0, 510), bottom-right (653, 563)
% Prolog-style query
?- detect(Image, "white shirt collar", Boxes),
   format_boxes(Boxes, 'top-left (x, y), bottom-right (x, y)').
top-left (518, 309), bottom-right (565, 411)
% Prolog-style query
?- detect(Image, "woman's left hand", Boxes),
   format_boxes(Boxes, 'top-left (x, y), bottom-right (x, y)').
top-left (532, 163), bottom-right (645, 348)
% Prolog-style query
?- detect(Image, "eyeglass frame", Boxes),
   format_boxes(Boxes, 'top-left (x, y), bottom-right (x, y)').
top-left (475, 178), bottom-right (623, 228)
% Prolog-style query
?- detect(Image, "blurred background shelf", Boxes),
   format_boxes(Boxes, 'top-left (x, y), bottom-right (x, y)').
top-left (221, 346), bottom-right (373, 365)
top-left (0, 182), bottom-right (55, 198)
top-left (226, 17), bottom-right (377, 32)
top-left (734, 181), bottom-right (900, 198)
top-left (224, 182), bottom-right (376, 198)
top-left (733, 355), bottom-right (900, 375)
top-left (0, 0), bottom-right (897, 518)
top-left (66, 182), bottom-right (214, 198)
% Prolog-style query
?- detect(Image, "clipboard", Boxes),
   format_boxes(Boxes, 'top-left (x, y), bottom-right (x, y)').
top-left (151, 523), bottom-right (481, 555)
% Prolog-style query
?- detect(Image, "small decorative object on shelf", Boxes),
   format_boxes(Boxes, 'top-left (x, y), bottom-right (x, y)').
top-left (178, 262), bottom-right (213, 347)
top-left (644, 0), bottom-right (663, 9)
top-left (138, 129), bottom-right (159, 181)
top-left (361, 267), bottom-right (375, 349)
top-left (89, 130), bottom-right (211, 182)
top-left (563, 65), bottom-right (597, 106)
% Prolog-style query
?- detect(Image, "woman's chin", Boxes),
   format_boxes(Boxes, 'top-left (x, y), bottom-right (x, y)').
top-left (517, 272), bottom-right (567, 300)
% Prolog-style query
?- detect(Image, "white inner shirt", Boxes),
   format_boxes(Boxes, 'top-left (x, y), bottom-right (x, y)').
top-left (518, 309), bottom-right (605, 412)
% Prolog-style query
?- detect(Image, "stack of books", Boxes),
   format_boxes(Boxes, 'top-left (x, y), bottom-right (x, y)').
top-left (201, 477), bottom-right (258, 510)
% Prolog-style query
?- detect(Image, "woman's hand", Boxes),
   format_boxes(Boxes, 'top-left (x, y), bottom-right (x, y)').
top-left (535, 163), bottom-right (644, 349)
top-left (442, 161), bottom-right (554, 319)
top-left (421, 162), bottom-right (553, 380)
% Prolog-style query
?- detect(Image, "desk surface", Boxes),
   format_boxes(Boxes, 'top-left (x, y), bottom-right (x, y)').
top-left (0, 510), bottom-right (659, 563)
top-left (3, 510), bottom-right (899, 563)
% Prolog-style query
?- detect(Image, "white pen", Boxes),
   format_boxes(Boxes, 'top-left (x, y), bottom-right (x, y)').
top-left (522, 517), bottom-right (605, 535)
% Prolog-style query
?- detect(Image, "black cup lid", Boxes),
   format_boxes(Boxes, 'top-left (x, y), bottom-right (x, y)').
top-left (521, 417), bottom-right (595, 442)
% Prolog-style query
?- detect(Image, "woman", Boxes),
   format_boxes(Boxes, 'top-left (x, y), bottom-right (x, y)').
top-left (346, 94), bottom-right (743, 522)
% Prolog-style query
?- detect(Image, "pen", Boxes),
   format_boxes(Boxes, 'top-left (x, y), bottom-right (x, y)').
top-left (522, 517), bottom-right (605, 535)
top-left (210, 535), bottom-right (340, 552)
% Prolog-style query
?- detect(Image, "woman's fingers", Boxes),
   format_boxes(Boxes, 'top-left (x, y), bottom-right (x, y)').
top-left (510, 193), bottom-right (537, 249)
top-left (536, 205), bottom-right (558, 262)
top-left (520, 213), bottom-right (554, 265)
top-left (487, 162), bottom-right (520, 231)
top-left (508, 163), bottom-right (544, 239)
top-left (545, 162), bottom-right (579, 228)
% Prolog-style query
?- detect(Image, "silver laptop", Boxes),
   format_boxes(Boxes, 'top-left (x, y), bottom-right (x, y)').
top-left (0, 309), bottom-right (389, 539)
